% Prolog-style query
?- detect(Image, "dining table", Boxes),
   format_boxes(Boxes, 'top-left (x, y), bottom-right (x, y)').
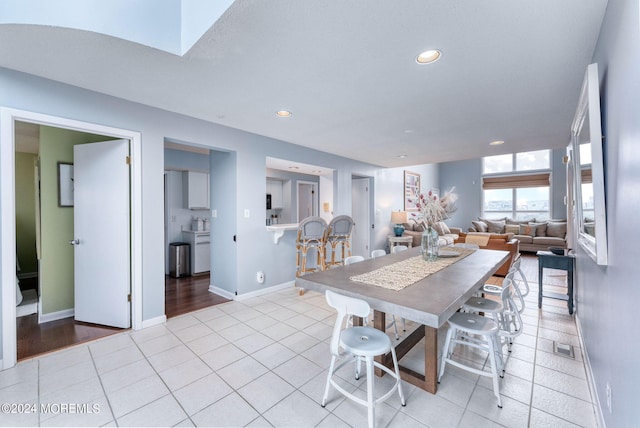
top-left (294, 246), bottom-right (510, 394)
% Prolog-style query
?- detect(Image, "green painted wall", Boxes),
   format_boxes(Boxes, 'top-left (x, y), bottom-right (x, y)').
top-left (15, 152), bottom-right (38, 275)
top-left (39, 126), bottom-right (113, 315)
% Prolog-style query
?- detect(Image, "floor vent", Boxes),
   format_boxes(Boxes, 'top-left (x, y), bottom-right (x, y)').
top-left (553, 341), bottom-right (575, 359)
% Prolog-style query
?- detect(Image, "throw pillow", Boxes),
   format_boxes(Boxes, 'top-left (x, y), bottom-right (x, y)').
top-left (546, 221), bottom-right (567, 238)
top-left (471, 220), bottom-right (488, 233)
top-left (433, 221), bottom-right (451, 236)
top-left (504, 224), bottom-right (520, 234)
top-left (506, 218), bottom-right (536, 225)
top-left (519, 224), bottom-right (536, 237)
top-left (529, 222), bottom-right (548, 237)
top-left (484, 219), bottom-right (506, 234)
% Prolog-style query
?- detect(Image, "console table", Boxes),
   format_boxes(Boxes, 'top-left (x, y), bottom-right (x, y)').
top-left (388, 235), bottom-right (413, 249)
top-left (536, 250), bottom-right (575, 314)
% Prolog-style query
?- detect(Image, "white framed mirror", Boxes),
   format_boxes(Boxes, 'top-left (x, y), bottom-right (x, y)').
top-left (571, 63), bottom-right (608, 265)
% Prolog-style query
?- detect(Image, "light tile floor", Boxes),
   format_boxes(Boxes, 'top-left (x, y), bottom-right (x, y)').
top-left (1, 255), bottom-right (599, 427)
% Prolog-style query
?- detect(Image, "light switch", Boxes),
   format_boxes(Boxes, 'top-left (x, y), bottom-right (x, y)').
top-left (244, 209), bottom-right (250, 218)
top-left (211, 209), bottom-right (217, 218)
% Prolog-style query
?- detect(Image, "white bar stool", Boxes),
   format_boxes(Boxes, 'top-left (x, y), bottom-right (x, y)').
top-left (439, 311), bottom-right (504, 408)
top-left (322, 290), bottom-right (405, 428)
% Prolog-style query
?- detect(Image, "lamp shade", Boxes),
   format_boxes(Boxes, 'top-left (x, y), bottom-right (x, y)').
top-left (390, 211), bottom-right (408, 224)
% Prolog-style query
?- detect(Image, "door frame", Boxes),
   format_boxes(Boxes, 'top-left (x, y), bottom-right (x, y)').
top-left (1, 107), bottom-right (143, 369)
top-left (296, 180), bottom-right (318, 221)
top-left (351, 176), bottom-right (373, 258)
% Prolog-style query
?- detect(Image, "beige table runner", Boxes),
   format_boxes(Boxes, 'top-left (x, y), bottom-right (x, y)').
top-left (350, 247), bottom-right (474, 291)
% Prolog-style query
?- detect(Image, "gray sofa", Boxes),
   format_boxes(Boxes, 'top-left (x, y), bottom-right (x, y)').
top-left (402, 220), bottom-right (461, 247)
top-left (468, 217), bottom-right (567, 253)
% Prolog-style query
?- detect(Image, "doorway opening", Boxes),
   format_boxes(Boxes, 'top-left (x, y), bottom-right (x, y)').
top-left (297, 181), bottom-right (319, 221)
top-left (163, 140), bottom-right (231, 318)
top-left (1, 108), bottom-right (143, 369)
top-left (351, 176), bottom-right (373, 258)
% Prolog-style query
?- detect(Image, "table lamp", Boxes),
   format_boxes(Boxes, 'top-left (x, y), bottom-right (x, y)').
top-left (390, 211), bottom-right (408, 236)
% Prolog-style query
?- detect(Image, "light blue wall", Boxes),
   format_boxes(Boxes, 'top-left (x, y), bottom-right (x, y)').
top-left (583, 0), bottom-right (640, 424)
top-left (439, 149), bottom-right (568, 229)
top-left (0, 65), bottom-right (409, 351)
top-left (165, 148), bottom-right (210, 172)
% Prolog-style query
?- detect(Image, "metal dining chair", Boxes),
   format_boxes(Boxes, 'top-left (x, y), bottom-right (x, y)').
top-left (439, 311), bottom-right (504, 408)
top-left (391, 245), bottom-right (408, 254)
top-left (370, 249), bottom-right (386, 258)
top-left (322, 290), bottom-right (405, 428)
top-left (344, 255), bottom-right (365, 265)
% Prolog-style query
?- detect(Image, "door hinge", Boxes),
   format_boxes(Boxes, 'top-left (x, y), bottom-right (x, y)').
top-left (127, 293), bottom-right (131, 302)
top-left (126, 156), bottom-right (131, 165)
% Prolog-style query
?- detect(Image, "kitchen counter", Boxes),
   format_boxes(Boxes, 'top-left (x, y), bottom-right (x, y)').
top-left (266, 223), bottom-right (298, 244)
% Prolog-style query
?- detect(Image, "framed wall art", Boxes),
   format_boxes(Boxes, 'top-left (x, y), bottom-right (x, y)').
top-left (403, 170), bottom-right (420, 212)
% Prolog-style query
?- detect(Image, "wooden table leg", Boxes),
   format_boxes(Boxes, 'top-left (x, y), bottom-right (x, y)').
top-left (373, 311), bottom-right (386, 376)
top-left (371, 311), bottom-right (438, 394)
top-left (423, 326), bottom-right (438, 393)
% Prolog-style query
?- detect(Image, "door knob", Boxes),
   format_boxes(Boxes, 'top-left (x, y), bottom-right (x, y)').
top-left (69, 239), bottom-right (80, 246)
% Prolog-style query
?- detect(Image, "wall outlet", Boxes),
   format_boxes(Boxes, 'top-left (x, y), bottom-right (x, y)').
top-left (606, 382), bottom-right (612, 413)
top-left (256, 271), bottom-right (265, 284)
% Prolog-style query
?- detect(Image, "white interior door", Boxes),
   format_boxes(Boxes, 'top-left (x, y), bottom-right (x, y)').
top-left (297, 182), bottom-right (317, 221)
top-left (73, 139), bottom-right (130, 328)
top-left (351, 178), bottom-right (370, 258)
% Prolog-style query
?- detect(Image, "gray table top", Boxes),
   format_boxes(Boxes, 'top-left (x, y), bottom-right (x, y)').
top-left (295, 247), bottom-right (509, 329)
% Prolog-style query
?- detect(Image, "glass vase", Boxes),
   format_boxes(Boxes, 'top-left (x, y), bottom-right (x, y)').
top-left (421, 225), bottom-right (440, 262)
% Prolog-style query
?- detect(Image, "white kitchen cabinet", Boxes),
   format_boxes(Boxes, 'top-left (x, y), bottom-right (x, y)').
top-left (183, 171), bottom-right (210, 209)
top-left (267, 179), bottom-right (283, 209)
top-left (183, 231), bottom-right (210, 274)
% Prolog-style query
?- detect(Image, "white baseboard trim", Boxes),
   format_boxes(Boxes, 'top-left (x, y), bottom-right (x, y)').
top-left (208, 284), bottom-right (235, 300)
top-left (140, 315), bottom-right (166, 329)
top-left (39, 308), bottom-right (74, 324)
top-left (208, 281), bottom-right (295, 301)
top-left (576, 314), bottom-right (605, 428)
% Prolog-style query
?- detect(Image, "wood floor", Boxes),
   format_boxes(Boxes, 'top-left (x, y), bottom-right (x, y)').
top-left (17, 272), bottom-right (229, 361)
top-left (165, 273), bottom-right (230, 318)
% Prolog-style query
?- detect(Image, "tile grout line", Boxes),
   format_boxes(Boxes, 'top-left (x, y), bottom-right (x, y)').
top-left (87, 344), bottom-right (119, 427)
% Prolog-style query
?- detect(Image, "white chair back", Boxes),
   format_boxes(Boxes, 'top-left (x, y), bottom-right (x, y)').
top-left (344, 255), bottom-right (365, 265)
top-left (326, 215), bottom-right (354, 238)
top-left (391, 245), bottom-right (408, 253)
top-left (325, 290), bottom-right (371, 356)
top-left (298, 216), bottom-right (327, 241)
top-left (371, 249), bottom-right (386, 258)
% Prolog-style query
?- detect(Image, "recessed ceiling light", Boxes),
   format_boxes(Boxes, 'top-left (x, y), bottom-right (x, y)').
top-left (311, 170), bottom-right (323, 174)
top-left (288, 166), bottom-right (300, 170)
top-left (397, 154), bottom-right (408, 158)
top-left (489, 140), bottom-right (505, 146)
top-left (416, 49), bottom-right (441, 64)
top-left (276, 110), bottom-right (292, 117)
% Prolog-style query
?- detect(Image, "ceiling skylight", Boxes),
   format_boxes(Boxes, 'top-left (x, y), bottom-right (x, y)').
top-left (0, 0), bottom-right (234, 56)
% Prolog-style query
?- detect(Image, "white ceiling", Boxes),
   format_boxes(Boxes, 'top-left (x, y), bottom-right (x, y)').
top-left (0, 0), bottom-right (608, 167)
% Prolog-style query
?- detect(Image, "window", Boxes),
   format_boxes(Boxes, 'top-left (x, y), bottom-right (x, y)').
top-left (482, 150), bottom-right (551, 220)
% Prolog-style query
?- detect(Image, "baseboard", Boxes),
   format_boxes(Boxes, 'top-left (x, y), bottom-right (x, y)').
top-left (234, 281), bottom-right (295, 301)
top-left (140, 315), bottom-right (166, 329)
top-left (576, 314), bottom-right (606, 428)
top-left (38, 308), bottom-right (74, 324)
top-left (208, 284), bottom-right (235, 300)
top-left (208, 281), bottom-right (295, 301)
